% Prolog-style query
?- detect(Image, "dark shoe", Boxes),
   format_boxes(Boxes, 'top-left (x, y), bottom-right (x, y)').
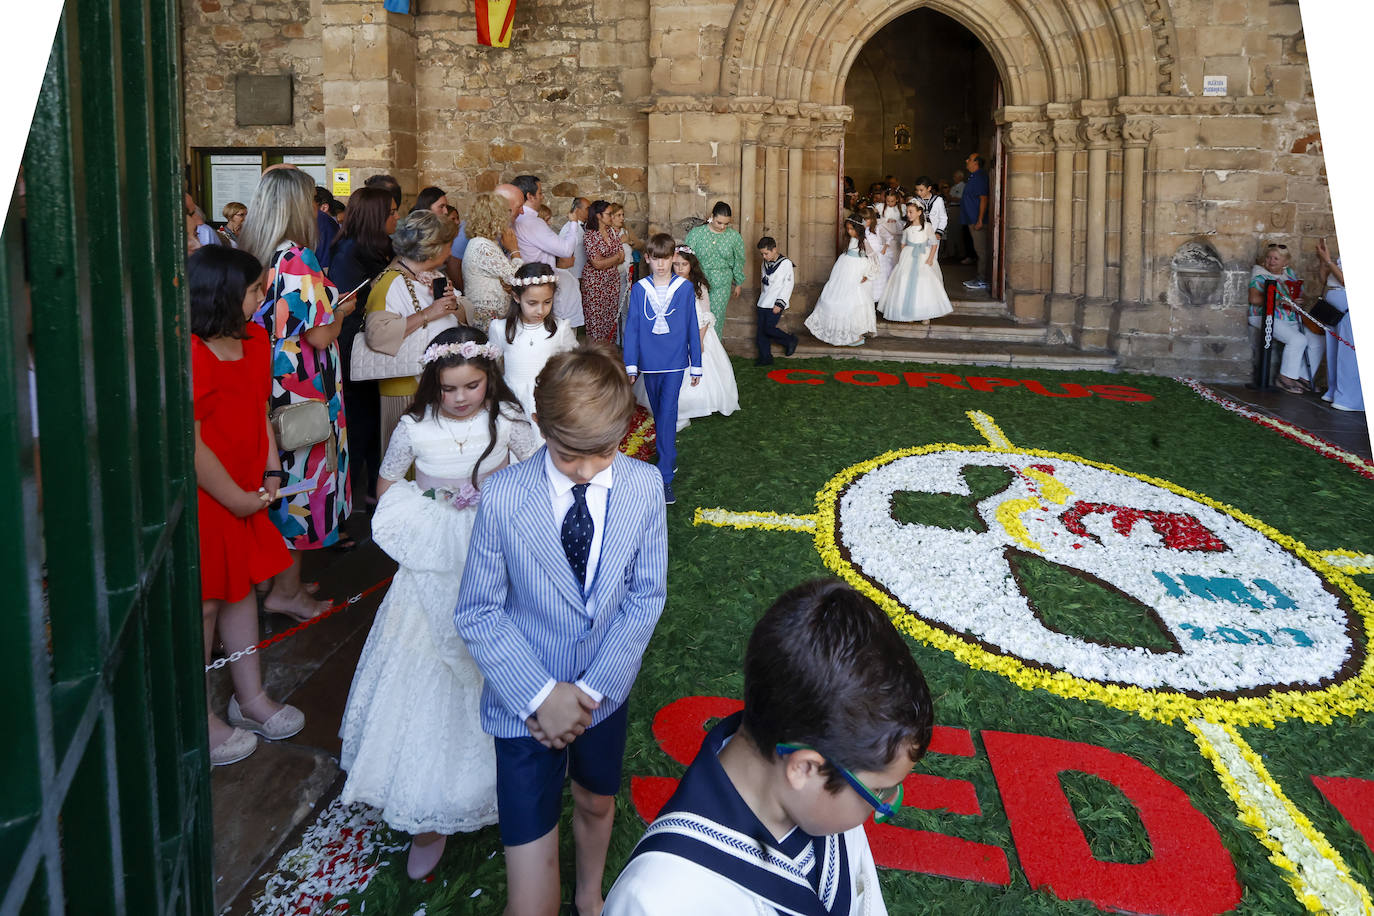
top-left (664, 484), bottom-right (676, 505)
top-left (784, 336), bottom-right (798, 357)
top-left (754, 358), bottom-right (774, 367)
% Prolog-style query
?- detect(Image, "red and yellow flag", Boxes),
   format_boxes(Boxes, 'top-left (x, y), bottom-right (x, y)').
top-left (476, 0), bottom-right (517, 47)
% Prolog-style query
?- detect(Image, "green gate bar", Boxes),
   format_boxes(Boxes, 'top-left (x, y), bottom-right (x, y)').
top-left (1, 0), bottom-right (213, 913)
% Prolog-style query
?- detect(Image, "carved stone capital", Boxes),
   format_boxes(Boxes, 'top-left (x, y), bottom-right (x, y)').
top-left (994, 105), bottom-right (1045, 125)
top-left (814, 119), bottom-right (848, 148)
top-left (1002, 120), bottom-right (1051, 150)
top-left (760, 115), bottom-right (790, 146)
top-left (729, 95), bottom-right (775, 115)
top-left (739, 114), bottom-right (766, 144)
top-left (1078, 116), bottom-right (1119, 148)
top-left (1051, 118), bottom-right (1082, 149)
top-left (773, 98), bottom-right (801, 117)
top-left (820, 104), bottom-right (854, 124)
top-left (797, 101), bottom-right (822, 121)
top-left (1075, 99), bottom-right (1112, 119)
top-left (1119, 116), bottom-right (1156, 147)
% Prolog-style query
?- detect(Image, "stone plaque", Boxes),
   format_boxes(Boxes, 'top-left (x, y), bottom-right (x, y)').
top-left (235, 74), bottom-right (293, 126)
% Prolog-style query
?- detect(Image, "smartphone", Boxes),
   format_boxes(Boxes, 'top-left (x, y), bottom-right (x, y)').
top-left (336, 278), bottom-right (369, 305)
top-left (432, 276), bottom-right (448, 299)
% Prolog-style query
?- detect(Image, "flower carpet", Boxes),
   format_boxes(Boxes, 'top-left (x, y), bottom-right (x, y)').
top-left (257, 358), bottom-right (1374, 915)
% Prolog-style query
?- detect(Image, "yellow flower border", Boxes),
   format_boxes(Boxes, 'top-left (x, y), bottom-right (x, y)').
top-left (1189, 719), bottom-right (1374, 913)
top-left (812, 443), bottom-right (1374, 728)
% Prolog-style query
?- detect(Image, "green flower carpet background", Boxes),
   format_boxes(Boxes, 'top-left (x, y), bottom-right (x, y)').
top-left (286, 357), bottom-right (1374, 915)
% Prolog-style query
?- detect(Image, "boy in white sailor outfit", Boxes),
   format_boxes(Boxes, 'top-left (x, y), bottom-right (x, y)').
top-left (913, 176), bottom-right (948, 245)
top-left (604, 580), bottom-right (935, 916)
top-left (624, 232), bottom-right (703, 505)
top-left (755, 235), bottom-right (799, 366)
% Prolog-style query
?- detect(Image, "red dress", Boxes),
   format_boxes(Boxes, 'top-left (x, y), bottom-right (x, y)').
top-left (580, 228), bottom-right (623, 342)
top-left (193, 323), bottom-right (291, 602)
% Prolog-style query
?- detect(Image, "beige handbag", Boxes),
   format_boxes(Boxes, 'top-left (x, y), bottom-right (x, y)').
top-left (350, 271), bottom-right (442, 381)
top-left (270, 400), bottom-right (331, 451)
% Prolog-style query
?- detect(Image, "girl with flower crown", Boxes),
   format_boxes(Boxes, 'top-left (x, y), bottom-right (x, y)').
top-left (489, 262), bottom-right (577, 441)
top-left (805, 217), bottom-right (878, 347)
top-left (338, 325), bottom-right (540, 881)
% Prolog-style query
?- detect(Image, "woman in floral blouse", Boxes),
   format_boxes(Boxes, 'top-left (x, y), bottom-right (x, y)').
top-left (684, 201), bottom-right (747, 337)
top-left (461, 193), bottom-right (523, 333)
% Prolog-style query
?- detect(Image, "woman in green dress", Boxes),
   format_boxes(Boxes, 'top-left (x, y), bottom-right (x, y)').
top-left (684, 201), bottom-right (746, 338)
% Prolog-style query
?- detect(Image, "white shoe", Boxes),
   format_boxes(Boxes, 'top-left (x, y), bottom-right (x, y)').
top-left (209, 727), bottom-right (258, 766)
top-left (228, 695), bottom-right (305, 740)
top-left (963, 279), bottom-right (988, 289)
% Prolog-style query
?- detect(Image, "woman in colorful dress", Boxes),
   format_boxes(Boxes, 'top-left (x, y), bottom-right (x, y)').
top-left (239, 166), bottom-right (353, 615)
top-left (580, 199), bottom-right (625, 342)
top-left (684, 201), bottom-right (747, 337)
top-left (1247, 242), bottom-right (1322, 394)
top-left (461, 192), bottom-right (523, 333)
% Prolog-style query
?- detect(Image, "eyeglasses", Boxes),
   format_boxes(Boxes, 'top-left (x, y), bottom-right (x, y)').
top-left (1267, 244), bottom-right (1288, 250)
top-left (775, 743), bottom-right (905, 824)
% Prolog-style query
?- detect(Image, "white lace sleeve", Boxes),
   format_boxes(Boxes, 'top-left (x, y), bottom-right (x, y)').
top-left (505, 412), bottom-right (542, 462)
top-left (379, 417), bottom-right (417, 481)
top-left (472, 238), bottom-right (518, 283)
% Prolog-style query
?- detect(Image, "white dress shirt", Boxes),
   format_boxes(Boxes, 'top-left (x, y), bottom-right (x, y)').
top-left (522, 451), bottom-right (614, 717)
top-left (560, 219), bottom-right (587, 278)
top-left (516, 204), bottom-right (576, 267)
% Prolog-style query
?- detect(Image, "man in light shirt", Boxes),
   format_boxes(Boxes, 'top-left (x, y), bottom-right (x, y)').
top-left (512, 175), bottom-right (576, 269)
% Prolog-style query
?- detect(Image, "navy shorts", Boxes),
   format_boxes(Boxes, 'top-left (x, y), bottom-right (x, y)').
top-left (493, 700), bottom-right (630, 847)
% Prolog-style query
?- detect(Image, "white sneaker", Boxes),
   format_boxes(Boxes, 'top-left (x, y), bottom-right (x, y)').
top-left (963, 279), bottom-right (988, 289)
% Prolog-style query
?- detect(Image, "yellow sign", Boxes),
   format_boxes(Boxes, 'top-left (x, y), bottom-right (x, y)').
top-left (331, 168), bottom-right (351, 199)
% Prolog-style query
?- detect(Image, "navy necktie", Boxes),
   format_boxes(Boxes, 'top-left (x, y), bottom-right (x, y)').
top-left (561, 483), bottom-right (593, 588)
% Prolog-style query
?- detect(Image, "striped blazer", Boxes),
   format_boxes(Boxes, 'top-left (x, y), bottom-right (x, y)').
top-left (455, 448), bottom-right (669, 739)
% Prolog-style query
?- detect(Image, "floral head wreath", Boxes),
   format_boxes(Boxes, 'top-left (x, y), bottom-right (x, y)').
top-left (421, 340), bottom-right (503, 366)
top-left (510, 274), bottom-right (557, 288)
top-left (674, 245), bottom-right (695, 256)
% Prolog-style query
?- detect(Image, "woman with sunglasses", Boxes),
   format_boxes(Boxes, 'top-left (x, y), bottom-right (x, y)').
top-left (605, 580), bottom-right (934, 915)
top-left (1248, 242), bottom-right (1323, 394)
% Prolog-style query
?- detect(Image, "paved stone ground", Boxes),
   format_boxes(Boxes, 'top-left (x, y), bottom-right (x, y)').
top-left (210, 376), bottom-right (1369, 914)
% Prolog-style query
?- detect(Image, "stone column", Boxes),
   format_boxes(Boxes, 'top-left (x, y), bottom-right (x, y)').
top-left (1048, 111), bottom-right (1079, 296)
top-left (737, 114), bottom-right (764, 288)
top-left (321, 1), bottom-right (418, 194)
top-left (805, 114), bottom-right (848, 291)
top-left (1118, 116), bottom-right (1155, 306)
top-left (1000, 120), bottom-right (1051, 323)
top-left (1079, 116), bottom-right (1116, 301)
top-left (760, 116), bottom-right (789, 241)
top-left (786, 131), bottom-right (806, 273)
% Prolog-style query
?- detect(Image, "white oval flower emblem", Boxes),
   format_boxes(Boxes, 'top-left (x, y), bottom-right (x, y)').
top-left (836, 449), bottom-right (1357, 696)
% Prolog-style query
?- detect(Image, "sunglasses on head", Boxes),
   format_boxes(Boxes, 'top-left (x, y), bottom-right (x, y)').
top-left (1267, 244), bottom-right (1288, 250)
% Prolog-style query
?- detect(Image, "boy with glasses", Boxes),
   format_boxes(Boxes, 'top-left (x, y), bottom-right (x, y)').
top-left (604, 580), bottom-right (934, 915)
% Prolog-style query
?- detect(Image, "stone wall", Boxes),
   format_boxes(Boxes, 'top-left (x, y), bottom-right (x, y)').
top-left (178, 0), bottom-right (1340, 381)
top-left (182, 0), bottom-right (325, 149)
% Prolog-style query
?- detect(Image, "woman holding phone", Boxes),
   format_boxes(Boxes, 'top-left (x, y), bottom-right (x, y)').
top-left (361, 209), bottom-right (462, 453)
top-left (330, 187), bottom-right (398, 510)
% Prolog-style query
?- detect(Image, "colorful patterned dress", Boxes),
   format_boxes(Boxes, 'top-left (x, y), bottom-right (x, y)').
top-left (254, 242), bottom-right (352, 549)
top-left (581, 228), bottom-right (623, 342)
top-left (683, 224), bottom-right (746, 337)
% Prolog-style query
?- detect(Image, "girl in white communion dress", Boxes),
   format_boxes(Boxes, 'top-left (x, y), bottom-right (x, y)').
top-left (338, 326), bottom-right (539, 880)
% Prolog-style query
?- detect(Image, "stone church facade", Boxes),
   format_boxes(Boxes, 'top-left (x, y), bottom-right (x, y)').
top-left (182, 0), bottom-right (1331, 380)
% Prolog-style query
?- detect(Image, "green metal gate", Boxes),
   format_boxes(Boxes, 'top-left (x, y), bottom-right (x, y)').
top-left (2, 0), bottom-right (214, 913)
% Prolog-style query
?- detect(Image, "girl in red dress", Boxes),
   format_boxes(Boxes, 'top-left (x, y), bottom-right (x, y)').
top-left (190, 246), bottom-right (306, 766)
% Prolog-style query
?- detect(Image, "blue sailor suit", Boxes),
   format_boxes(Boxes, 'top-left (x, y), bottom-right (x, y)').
top-left (624, 274), bottom-right (702, 489)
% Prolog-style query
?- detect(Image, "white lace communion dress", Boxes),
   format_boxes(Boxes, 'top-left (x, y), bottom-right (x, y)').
top-left (805, 238), bottom-right (877, 347)
top-left (635, 293), bottom-right (739, 430)
top-left (339, 405), bottom-right (539, 835)
top-left (488, 316), bottom-right (578, 433)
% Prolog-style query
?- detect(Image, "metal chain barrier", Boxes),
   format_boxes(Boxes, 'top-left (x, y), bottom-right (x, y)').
top-left (1288, 299), bottom-right (1358, 352)
top-left (204, 577), bottom-right (393, 673)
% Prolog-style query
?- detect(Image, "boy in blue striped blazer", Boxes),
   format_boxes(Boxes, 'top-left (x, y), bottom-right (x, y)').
top-left (455, 343), bottom-right (668, 916)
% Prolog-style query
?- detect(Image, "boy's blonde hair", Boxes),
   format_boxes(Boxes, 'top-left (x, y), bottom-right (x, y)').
top-left (534, 343), bottom-right (635, 453)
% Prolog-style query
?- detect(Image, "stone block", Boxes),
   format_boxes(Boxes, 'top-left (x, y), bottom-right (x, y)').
top-left (1199, 117), bottom-right (1270, 150)
top-left (1185, 147), bottom-right (1271, 172)
top-left (1268, 3), bottom-right (1304, 36)
top-left (457, 95), bottom-right (493, 111)
top-left (1200, 56), bottom-right (1251, 95)
top-left (490, 143), bottom-right (524, 163)
top-left (669, 56), bottom-right (703, 86)
top-left (1078, 328), bottom-right (1111, 350)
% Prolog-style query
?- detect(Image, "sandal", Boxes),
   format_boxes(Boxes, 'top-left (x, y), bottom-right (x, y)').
top-left (1276, 376), bottom-right (1306, 395)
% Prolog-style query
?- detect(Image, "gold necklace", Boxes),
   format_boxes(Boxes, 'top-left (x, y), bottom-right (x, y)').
top-left (440, 412), bottom-right (480, 452)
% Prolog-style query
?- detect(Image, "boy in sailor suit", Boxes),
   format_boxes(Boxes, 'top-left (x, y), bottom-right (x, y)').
top-left (456, 344), bottom-right (669, 916)
top-left (755, 235), bottom-right (800, 366)
top-left (624, 232), bottom-right (703, 505)
top-left (913, 176), bottom-right (948, 245)
top-left (604, 580), bottom-right (935, 916)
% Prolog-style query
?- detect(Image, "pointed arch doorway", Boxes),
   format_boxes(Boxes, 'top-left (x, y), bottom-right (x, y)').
top-left (841, 9), bottom-right (1005, 302)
